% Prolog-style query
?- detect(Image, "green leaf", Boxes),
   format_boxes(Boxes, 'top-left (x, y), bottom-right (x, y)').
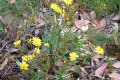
top-left (16, 61), bottom-right (21, 66)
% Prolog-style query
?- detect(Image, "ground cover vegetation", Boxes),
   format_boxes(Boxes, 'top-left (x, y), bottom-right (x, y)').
top-left (0, 0), bottom-right (120, 80)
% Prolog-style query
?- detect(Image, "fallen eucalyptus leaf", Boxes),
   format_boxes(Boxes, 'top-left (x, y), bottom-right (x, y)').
top-left (112, 61), bottom-right (120, 68)
top-left (0, 57), bottom-right (8, 70)
top-left (95, 63), bottom-right (108, 76)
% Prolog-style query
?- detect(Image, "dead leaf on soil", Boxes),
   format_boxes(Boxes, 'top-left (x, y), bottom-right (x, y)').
top-left (95, 63), bottom-right (108, 76)
top-left (89, 11), bottom-right (96, 21)
top-left (0, 57), bottom-right (8, 70)
top-left (100, 19), bottom-right (106, 28)
top-left (56, 60), bottom-right (63, 67)
top-left (6, 48), bottom-right (19, 53)
top-left (108, 72), bottom-right (120, 80)
top-left (8, 0), bottom-right (16, 4)
top-left (112, 12), bottom-right (120, 20)
top-left (69, 66), bottom-right (76, 72)
top-left (93, 55), bottom-right (104, 66)
top-left (82, 11), bottom-right (91, 20)
top-left (112, 61), bottom-right (120, 68)
top-left (36, 19), bottom-right (45, 27)
top-left (75, 18), bottom-right (89, 32)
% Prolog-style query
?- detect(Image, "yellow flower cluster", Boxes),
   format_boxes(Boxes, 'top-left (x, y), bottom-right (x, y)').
top-left (69, 52), bottom-right (79, 61)
top-left (50, 3), bottom-right (65, 16)
top-left (95, 46), bottom-right (104, 55)
top-left (13, 40), bottom-right (21, 46)
top-left (22, 54), bottom-right (35, 62)
top-left (20, 62), bottom-right (28, 70)
top-left (62, 0), bottom-right (73, 5)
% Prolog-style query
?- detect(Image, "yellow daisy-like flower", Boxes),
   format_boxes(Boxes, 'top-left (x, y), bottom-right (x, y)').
top-left (35, 48), bottom-right (40, 54)
top-left (69, 52), bottom-right (79, 61)
top-left (22, 55), bottom-right (29, 62)
top-left (13, 40), bottom-right (21, 46)
top-left (50, 3), bottom-right (58, 9)
top-left (44, 43), bottom-right (49, 47)
top-left (20, 62), bottom-right (28, 70)
top-left (32, 37), bottom-right (42, 46)
top-left (28, 54), bottom-right (35, 60)
top-left (95, 46), bottom-right (104, 55)
top-left (50, 3), bottom-right (65, 16)
top-left (62, 0), bottom-right (73, 5)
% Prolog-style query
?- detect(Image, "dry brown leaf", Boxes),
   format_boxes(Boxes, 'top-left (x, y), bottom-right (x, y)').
top-left (95, 19), bottom-right (100, 26)
top-left (36, 19), bottom-right (45, 27)
top-left (95, 63), bottom-right (108, 76)
top-left (100, 19), bottom-right (106, 28)
top-left (75, 19), bottom-right (89, 32)
top-left (104, 56), bottom-right (117, 61)
top-left (114, 37), bottom-right (119, 45)
top-left (93, 55), bottom-right (104, 65)
top-left (69, 66), bottom-right (76, 72)
top-left (112, 61), bottom-right (120, 68)
top-left (80, 67), bottom-right (88, 75)
top-left (8, 0), bottom-right (16, 4)
top-left (82, 12), bottom-right (91, 20)
top-left (56, 60), bottom-right (63, 67)
top-left (0, 57), bottom-right (8, 70)
top-left (108, 72), bottom-right (120, 80)
top-left (90, 11), bottom-right (96, 21)
top-left (112, 13), bottom-right (120, 20)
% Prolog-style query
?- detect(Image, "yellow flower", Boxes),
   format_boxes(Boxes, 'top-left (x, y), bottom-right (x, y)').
top-left (62, 0), bottom-right (73, 5)
top-left (95, 46), bottom-right (104, 55)
top-left (64, 61), bottom-right (67, 63)
top-left (60, 9), bottom-right (65, 16)
top-left (35, 48), bottom-right (40, 54)
top-left (103, 4), bottom-right (106, 7)
top-left (32, 37), bottom-right (42, 46)
top-left (69, 52), bottom-right (79, 61)
top-left (20, 62), bottom-right (28, 70)
top-left (28, 39), bottom-right (32, 44)
top-left (44, 43), bottom-right (49, 47)
top-left (50, 3), bottom-right (65, 16)
top-left (67, 18), bottom-right (69, 21)
top-left (22, 55), bottom-right (29, 62)
top-left (50, 3), bottom-right (58, 9)
top-left (13, 40), bottom-right (21, 46)
top-left (28, 54), bottom-right (35, 60)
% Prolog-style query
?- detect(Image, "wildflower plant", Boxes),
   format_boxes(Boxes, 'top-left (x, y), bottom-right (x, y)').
top-left (15, 0), bottom-right (88, 80)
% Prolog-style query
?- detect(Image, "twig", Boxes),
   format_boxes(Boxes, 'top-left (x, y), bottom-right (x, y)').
top-left (0, 40), bottom-right (13, 53)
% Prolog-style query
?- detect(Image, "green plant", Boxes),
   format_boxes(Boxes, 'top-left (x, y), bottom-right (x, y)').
top-left (88, 31), bottom-right (114, 46)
